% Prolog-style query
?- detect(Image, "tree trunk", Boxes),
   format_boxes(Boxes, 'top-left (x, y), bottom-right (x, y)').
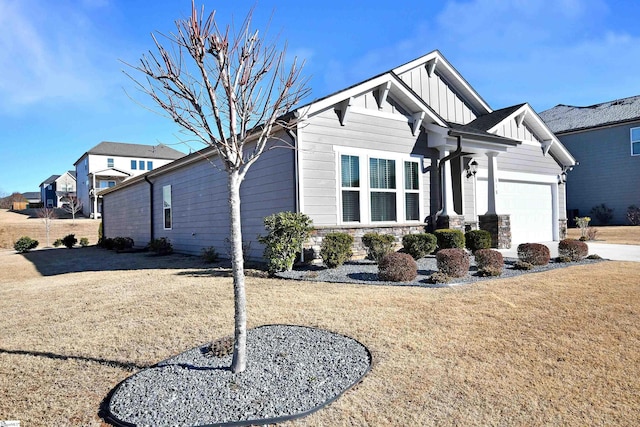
top-left (229, 170), bottom-right (247, 373)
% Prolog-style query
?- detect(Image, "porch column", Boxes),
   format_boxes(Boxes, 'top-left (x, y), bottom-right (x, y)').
top-left (485, 151), bottom-right (499, 215)
top-left (440, 149), bottom-right (457, 216)
top-left (92, 174), bottom-right (98, 218)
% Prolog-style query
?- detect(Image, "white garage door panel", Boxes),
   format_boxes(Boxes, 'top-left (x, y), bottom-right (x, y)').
top-left (477, 179), bottom-right (553, 244)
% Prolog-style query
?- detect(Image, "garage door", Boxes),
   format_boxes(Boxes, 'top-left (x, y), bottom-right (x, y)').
top-left (477, 179), bottom-right (553, 244)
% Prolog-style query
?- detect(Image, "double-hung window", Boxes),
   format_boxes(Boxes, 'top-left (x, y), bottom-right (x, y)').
top-left (370, 158), bottom-right (396, 222)
top-left (632, 127), bottom-right (640, 156)
top-left (341, 155), bottom-right (361, 222)
top-left (107, 158), bottom-right (114, 168)
top-left (404, 161), bottom-right (420, 221)
top-left (163, 185), bottom-right (172, 229)
top-left (131, 160), bottom-right (137, 170)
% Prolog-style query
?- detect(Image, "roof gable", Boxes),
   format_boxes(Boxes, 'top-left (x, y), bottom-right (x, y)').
top-left (74, 141), bottom-right (185, 165)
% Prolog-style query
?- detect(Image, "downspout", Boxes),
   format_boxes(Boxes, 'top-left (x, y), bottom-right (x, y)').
top-left (437, 134), bottom-right (463, 215)
top-left (285, 126), bottom-right (304, 262)
top-left (144, 176), bottom-right (154, 242)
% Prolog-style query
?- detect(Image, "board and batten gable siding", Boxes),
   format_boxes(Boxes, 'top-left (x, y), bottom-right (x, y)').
top-left (492, 121), bottom-right (541, 144)
top-left (298, 107), bottom-right (437, 226)
top-left (396, 66), bottom-right (477, 124)
top-left (559, 122), bottom-right (640, 224)
top-left (103, 182), bottom-right (151, 245)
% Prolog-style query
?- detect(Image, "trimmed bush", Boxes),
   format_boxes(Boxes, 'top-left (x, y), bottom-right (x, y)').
top-left (362, 233), bottom-right (396, 263)
top-left (586, 254), bottom-right (602, 260)
top-left (258, 212), bottom-right (313, 274)
top-left (590, 203), bottom-right (613, 225)
top-left (436, 248), bottom-right (470, 278)
top-left (201, 246), bottom-right (219, 263)
top-left (465, 229), bottom-right (492, 253)
top-left (61, 234), bottom-right (77, 249)
top-left (428, 272), bottom-right (451, 284)
top-left (434, 229), bottom-right (465, 249)
top-left (556, 256), bottom-right (572, 263)
top-left (378, 252), bottom-right (418, 282)
top-left (474, 248), bottom-right (503, 276)
top-left (558, 239), bottom-right (588, 261)
top-left (148, 237), bottom-right (173, 255)
top-left (513, 260), bottom-right (534, 270)
top-left (320, 232), bottom-right (353, 268)
top-left (402, 233), bottom-right (437, 259)
top-left (517, 243), bottom-right (550, 266)
top-left (14, 236), bottom-right (38, 253)
top-left (628, 205), bottom-right (640, 226)
top-left (100, 237), bottom-right (115, 250)
top-left (113, 237), bottom-right (135, 251)
top-left (79, 237), bottom-right (89, 247)
top-left (53, 238), bottom-right (62, 247)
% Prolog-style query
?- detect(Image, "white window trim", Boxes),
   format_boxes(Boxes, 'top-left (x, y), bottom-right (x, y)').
top-left (163, 185), bottom-right (172, 230)
top-left (631, 127), bottom-right (640, 156)
top-left (334, 146), bottom-right (423, 226)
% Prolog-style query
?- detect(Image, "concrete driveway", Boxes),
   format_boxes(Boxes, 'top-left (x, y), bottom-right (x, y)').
top-left (498, 242), bottom-right (640, 262)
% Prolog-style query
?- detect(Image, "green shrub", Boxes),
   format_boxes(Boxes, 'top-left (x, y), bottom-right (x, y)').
top-left (558, 239), bottom-right (588, 261)
top-left (53, 238), bottom-right (63, 247)
top-left (100, 237), bottom-right (115, 250)
top-left (465, 229), bottom-right (492, 253)
top-left (436, 248), bottom-right (470, 278)
top-left (586, 254), bottom-right (602, 260)
top-left (14, 236), bottom-right (38, 253)
top-left (402, 233), bottom-right (437, 259)
top-left (434, 229), bottom-right (465, 249)
top-left (362, 233), bottom-right (396, 263)
top-left (513, 260), bottom-right (534, 270)
top-left (148, 237), bottom-right (172, 255)
top-left (590, 203), bottom-right (613, 225)
top-left (628, 205), bottom-right (640, 226)
top-left (517, 243), bottom-right (550, 266)
top-left (474, 248), bottom-right (503, 276)
top-left (428, 272), bottom-right (451, 284)
top-left (320, 232), bottom-right (353, 268)
top-left (258, 212), bottom-right (313, 274)
top-left (61, 234), bottom-right (77, 249)
top-left (555, 255), bottom-right (572, 263)
top-left (79, 237), bottom-right (89, 247)
top-left (113, 237), bottom-right (134, 251)
top-left (202, 246), bottom-right (219, 263)
top-left (378, 252), bottom-right (417, 282)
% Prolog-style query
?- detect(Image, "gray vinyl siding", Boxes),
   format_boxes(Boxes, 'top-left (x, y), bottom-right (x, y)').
top-left (103, 182), bottom-right (151, 245)
top-left (396, 66), bottom-right (476, 124)
top-left (299, 109), bottom-right (437, 226)
top-left (559, 123), bottom-right (640, 224)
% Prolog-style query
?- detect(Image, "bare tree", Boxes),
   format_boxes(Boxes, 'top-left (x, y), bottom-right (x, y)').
top-left (38, 207), bottom-right (57, 247)
top-left (124, 2), bottom-right (309, 373)
top-left (63, 196), bottom-right (83, 224)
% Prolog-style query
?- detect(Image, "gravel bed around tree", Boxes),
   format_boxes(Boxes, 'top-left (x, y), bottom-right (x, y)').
top-left (106, 325), bottom-right (371, 427)
top-left (276, 256), bottom-right (605, 287)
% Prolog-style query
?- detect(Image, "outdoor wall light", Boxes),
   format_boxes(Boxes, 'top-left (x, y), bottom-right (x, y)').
top-left (466, 159), bottom-right (478, 178)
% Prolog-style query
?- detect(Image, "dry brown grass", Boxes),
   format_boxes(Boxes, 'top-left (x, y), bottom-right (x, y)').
top-left (0, 209), bottom-right (100, 249)
top-left (1, 248), bottom-right (640, 426)
top-left (567, 225), bottom-right (640, 245)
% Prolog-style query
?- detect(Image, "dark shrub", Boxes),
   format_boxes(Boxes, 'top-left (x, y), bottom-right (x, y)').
top-left (79, 237), bottom-right (89, 247)
top-left (61, 234), bottom-right (77, 249)
top-left (465, 230), bottom-right (492, 253)
top-left (113, 237), bottom-right (135, 251)
top-left (53, 238), bottom-right (62, 247)
top-left (148, 237), bottom-right (173, 255)
top-left (513, 260), bottom-right (534, 270)
top-left (101, 237), bottom-right (115, 250)
top-left (586, 254), bottom-right (602, 260)
top-left (320, 232), bottom-right (353, 268)
top-left (556, 256), bottom-right (572, 263)
top-left (378, 252), bottom-right (418, 282)
top-left (517, 243), bottom-right (550, 266)
top-left (428, 272), bottom-right (451, 284)
top-left (628, 205), bottom-right (640, 226)
top-left (434, 229), bottom-right (465, 249)
top-left (590, 203), bottom-right (613, 225)
top-left (436, 248), bottom-right (470, 278)
top-left (201, 246), bottom-right (219, 263)
top-left (362, 233), bottom-right (396, 263)
top-left (257, 212), bottom-right (313, 273)
top-left (402, 233), bottom-right (437, 259)
top-left (558, 239), bottom-right (588, 261)
top-left (474, 248), bottom-right (503, 276)
top-left (14, 236), bottom-right (38, 253)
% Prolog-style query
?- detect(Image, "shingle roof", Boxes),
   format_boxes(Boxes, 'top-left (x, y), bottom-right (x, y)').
top-left (40, 174), bottom-right (61, 187)
top-left (86, 141), bottom-right (185, 160)
top-left (455, 104), bottom-right (526, 133)
top-left (22, 192), bottom-right (41, 200)
top-left (539, 95), bottom-right (640, 134)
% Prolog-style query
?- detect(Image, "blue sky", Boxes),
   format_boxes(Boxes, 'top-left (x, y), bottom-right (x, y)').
top-left (2, 0), bottom-right (639, 194)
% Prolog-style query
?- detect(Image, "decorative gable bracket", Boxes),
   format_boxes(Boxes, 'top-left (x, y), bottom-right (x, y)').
top-left (374, 81), bottom-right (391, 110)
top-left (541, 139), bottom-right (554, 156)
top-left (515, 110), bottom-right (527, 128)
top-left (412, 112), bottom-right (425, 136)
top-left (425, 57), bottom-right (438, 78)
top-left (336, 97), bottom-right (353, 126)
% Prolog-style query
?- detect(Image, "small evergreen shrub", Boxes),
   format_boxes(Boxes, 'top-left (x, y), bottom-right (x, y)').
top-left (62, 234), bottom-right (77, 249)
top-left (436, 248), bottom-right (470, 278)
top-left (53, 238), bottom-right (63, 247)
top-left (402, 233), bottom-right (437, 259)
top-left (628, 205), bottom-right (640, 226)
top-left (558, 239), bottom-right (588, 261)
top-left (100, 237), bottom-right (115, 250)
top-left (590, 203), bottom-right (613, 225)
top-left (555, 255), bottom-right (572, 263)
top-left (320, 232), bottom-right (353, 268)
top-left (258, 212), bottom-right (313, 274)
top-left (201, 246), bottom-right (219, 263)
top-left (517, 243), bottom-right (550, 266)
top-left (14, 236), bottom-right (38, 253)
top-left (474, 248), bottom-right (503, 276)
top-left (465, 230), bottom-right (492, 253)
top-left (362, 233), bottom-right (396, 263)
top-left (113, 237), bottom-right (135, 251)
top-left (79, 237), bottom-right (89, 247)
top-left (148, 237), bottom-right (173, 255)
top-left (513, 260), bottom-right (534, 270)
top-left (586, 254), bottom-right (602, 260)
top-left (378, 252), bottom-right (418, 282)
top-left (428, 272), bottom-right (451, 284)
top-left (434, 229), bottom-right (465, 249)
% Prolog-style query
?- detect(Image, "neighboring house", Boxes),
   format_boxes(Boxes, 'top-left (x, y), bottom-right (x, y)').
top-left (540, 95), bottom-right (640, 225)
top-left (102, 50), bottom-right (575, 259)
top-left (74, 141), bottom-right (185, 218)
top-left (39, 171), bottom-right (76, 208)
top-left (21, 192), bottom-right (42, 207)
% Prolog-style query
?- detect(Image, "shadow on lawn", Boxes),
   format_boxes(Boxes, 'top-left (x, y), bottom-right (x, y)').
top-left (0, 347), bottom-right (148, 371)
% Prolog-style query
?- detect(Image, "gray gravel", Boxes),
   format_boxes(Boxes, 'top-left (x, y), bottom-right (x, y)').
top-left (107, 325), bottom-right (371, 427)
top-left (276, 255), bottom-right (605, 287)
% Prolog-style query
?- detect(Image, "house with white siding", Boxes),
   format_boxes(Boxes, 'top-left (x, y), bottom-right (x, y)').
top-left (39, 171), bottom-right (76, 208)
top-left (101, 50), bottom-right (575, 259)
